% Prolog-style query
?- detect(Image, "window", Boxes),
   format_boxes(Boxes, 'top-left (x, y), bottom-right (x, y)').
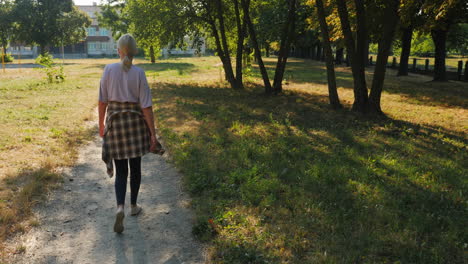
top-left (88, 11), bottom-right (94, 18)
top-left (88, 42), bottom-right (97, 51)
top-left (100, 28), bottom-right (108, 36)
top-left (87, 27), bottom-right (96, 36)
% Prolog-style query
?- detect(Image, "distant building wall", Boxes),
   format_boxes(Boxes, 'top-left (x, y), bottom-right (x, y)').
top-left (161, 36), bottom-right (206, 57)
top-left (78, 4), bottom-right (117, 57)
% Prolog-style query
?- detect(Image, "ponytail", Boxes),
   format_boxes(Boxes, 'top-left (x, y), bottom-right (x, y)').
top-left (117, 34), bottom-right (138, 72)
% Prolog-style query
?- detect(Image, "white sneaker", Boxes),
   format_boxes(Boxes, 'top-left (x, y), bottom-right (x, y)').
top-left (114, 209), bottom-right (125, 233)
top-left (130, 205), bottom-right (142, 216)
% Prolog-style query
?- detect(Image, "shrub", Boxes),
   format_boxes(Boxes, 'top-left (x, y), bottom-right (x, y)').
top-left (2, 53), bottom-right (14, 63)
top-left (35, 53), bottom-right (65, 83)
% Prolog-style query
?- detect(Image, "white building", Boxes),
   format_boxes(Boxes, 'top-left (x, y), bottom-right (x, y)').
top-left (78, 3), bottom-right (118, 57)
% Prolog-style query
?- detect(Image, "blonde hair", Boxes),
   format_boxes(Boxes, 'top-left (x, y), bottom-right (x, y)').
top-left (117, 34), bottom-right (138, 72)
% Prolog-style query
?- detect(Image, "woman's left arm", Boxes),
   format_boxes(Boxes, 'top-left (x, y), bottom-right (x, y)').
top-left (142, 106), bottom-right (156, 138)
top-left (139, 70), bottom-right (160, 151)
top-left (142, 106), bottom-right (163, 153)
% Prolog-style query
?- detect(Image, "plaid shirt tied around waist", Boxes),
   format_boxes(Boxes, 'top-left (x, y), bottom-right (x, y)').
top-left (102, 102), bottom-right (150, 177)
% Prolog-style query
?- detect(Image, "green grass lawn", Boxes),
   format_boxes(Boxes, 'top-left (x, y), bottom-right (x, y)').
top-left (143, 56), bottom-right (467, 263)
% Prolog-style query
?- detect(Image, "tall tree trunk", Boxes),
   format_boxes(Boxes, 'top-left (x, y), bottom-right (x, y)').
top-left (363, 39), bottom-right (370, 66)
top-left (315, 42), bottom-right (321, 60)
top-left (216, 0), bottom-right (238, 88)
top-left (272, 0), bottom-right (297, 94)
top-left (369, 0), bottom-right (400, 114)
top-left (316, 0), bottom-right (341, 109)
top-left (397, 26), bottom-right (412, 76)
top-left (336, 0), bottom-right (368, 113)
top-left (208, 19), bottom-right (226, 72)
top-left (265, 43), bottom-right (270, 57)
top-left (234, 0), bottom-right (245, 89)
top-left (40, 44), bottom-right (48, 56)
top-left (208, 17), bottom-right (237, 88)
top-left (149, 46), bottom-right (156, 64)
top-left (353, 0), bottom-right (369, 112)
top-left (241, 0), bottom-right (272, 93)
top-left (431, 29), bottom-right (448, 82)
top-left (335, 47), bottom-right (344, 65)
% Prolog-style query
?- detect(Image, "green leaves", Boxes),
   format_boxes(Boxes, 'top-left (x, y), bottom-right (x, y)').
top-left (14, 0), bottom-right (91, 50)
top-left (0, 0), bottom-right (16, 49)
top-left (35, 53), bottom-right (65, 83)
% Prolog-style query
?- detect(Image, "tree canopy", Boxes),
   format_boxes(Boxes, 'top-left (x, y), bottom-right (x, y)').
top-left (0, 0), bottom-right (16, 51)
top-left (14, 0), bottom-right (91, 54)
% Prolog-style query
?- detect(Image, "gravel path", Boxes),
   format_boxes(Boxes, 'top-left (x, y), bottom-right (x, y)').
top-left (9, 136), bottom-right (206, 264)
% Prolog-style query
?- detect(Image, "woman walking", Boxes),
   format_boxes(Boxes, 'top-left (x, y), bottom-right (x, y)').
top-left (98, 34), bottom-right (163, 233)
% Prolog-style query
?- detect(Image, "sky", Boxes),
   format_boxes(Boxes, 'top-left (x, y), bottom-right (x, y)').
top-left (73, 0), bottom-right (102, 5)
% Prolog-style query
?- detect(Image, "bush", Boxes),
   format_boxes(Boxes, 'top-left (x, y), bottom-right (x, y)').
top-left (35, 53), bottom-right (65, 83)
top-left (2, 53), bottom-right (14, 63)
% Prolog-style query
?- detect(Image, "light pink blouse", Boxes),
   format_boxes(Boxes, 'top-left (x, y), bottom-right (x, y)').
top-left (99, 63), bottom-right (153, 108)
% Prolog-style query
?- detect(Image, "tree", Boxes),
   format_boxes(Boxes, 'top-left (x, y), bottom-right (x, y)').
top-left (234, 0), bottom-right (247, 89)
top-left (58, 7), bottom-right (92, 46)
top-left (397, 0), bottom-right (425, 76)
top-left (97, 0), bottom-right (130, 40)
top-left (368, 0), bottom-right (400, 113)
top-left (336, 0), bottom-right (369, 113)
top-left (447, 23), bottom-right (468, 56)
top-left (0, 0), bottom-right (15, 53)
top-left (15, 0), bottom-right (90, 55)
top-left (335, 0), bottom-right (403, 114)
top-left (272, 0), bottom-right (297, 94)
top-left (214, 0), bottom-right (239, 89)
top-left (245, 0), bottom-right (313, 94)
top-left (397, 26), bottom-right (413, 76)
top-left (421, 0), bottom-right (468, 81)
top-left (314, 0), bottom-right (341, 108)
top-left (241, 0), bottom-right (273, 93)
top-left (125, 0), bottom-right (164, 64)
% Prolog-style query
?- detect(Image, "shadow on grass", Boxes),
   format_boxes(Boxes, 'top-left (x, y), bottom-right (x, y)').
top-left (249, 58), bottom-right (468, 109)
top-left (153, 81), bottom-right (467, 263)
top-left (80, 62), bottom-right (198, 77)
top-left (137, 62), bottom-right (196, 76)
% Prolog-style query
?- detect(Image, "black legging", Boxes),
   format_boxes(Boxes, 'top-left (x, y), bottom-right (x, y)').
top-left (114, 157), bottom-right (141, 205)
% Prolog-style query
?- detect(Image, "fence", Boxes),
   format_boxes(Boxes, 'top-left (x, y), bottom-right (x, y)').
top-left (298, 47), bottom-right (468, 82)
top-left (366, 56), bottom-right (468, 82)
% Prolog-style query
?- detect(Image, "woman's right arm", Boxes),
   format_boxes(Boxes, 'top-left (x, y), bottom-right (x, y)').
top-left (98, 65), bottom-right (109, 138)
top-left (98, 101), bottom-right (108, 137)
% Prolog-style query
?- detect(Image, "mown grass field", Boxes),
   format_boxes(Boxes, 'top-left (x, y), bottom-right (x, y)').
top-left (139, 56), bottom-right (467, 263)
top-left (0, 56), bottom-right (466, 263)
top-left (0, 59), bottom-right (110, 256)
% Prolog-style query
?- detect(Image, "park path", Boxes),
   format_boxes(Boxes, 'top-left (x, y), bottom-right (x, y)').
top-left (10, 134), bottom-right (206, 264)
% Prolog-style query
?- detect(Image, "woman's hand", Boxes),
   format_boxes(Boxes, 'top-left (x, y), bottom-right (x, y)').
top-left (150, 134), bottom-right (164, 154)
